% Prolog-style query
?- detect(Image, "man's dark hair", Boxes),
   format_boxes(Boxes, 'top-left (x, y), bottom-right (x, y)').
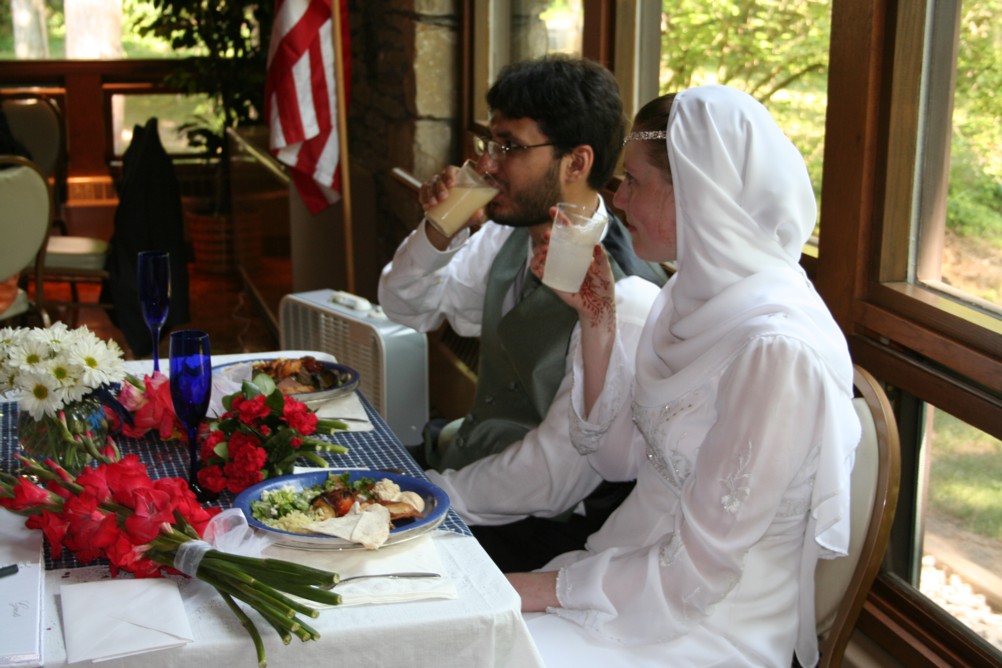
top-left (486, 55), bottom-right (626, 190)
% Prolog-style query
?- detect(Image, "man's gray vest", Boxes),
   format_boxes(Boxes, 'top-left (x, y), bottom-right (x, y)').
top-left (432, 225), bottom-right (632, 471)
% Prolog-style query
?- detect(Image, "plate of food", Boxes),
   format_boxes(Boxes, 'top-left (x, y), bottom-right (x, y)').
top-left (213, 355), bottom-right (360, 407)
top-left (233, 469), bottom-right (450, 550)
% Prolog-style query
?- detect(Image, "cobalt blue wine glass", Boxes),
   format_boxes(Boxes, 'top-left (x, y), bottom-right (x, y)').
top-left (169, 329), bottom-right (214, 501)
top-left (137, 250), bottom-right (171, 372)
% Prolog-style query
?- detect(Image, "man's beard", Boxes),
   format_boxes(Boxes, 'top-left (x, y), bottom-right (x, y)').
top-left (488, 160), bottom-right (562, 228)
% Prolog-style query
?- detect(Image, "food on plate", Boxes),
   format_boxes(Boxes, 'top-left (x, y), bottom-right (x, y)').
top-left (251, 356), bottom-right (344, 394)
top-left (249, 472), bottom-right (427, 549)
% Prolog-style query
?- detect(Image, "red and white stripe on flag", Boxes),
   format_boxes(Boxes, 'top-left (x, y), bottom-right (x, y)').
top-left (266, 0), bottom-right (349, 215)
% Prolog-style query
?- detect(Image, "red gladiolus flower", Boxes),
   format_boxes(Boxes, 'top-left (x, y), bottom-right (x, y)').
top-left (0, 477), bottom-right (53, 511)
top-left (26, 510), bottom-right (71, 558)
top-left (105, 534), bottom-right (159, 578)
top-left (104, 455), bottom-right (154, 507)
top-left (62, 494), bottom-right (121, 563)
top-left (112, 372), bottom-right (184, 441)
top-left (124, 487), bottom-right (176, 544)
top-left (75, 465), bottom-right (112, 503)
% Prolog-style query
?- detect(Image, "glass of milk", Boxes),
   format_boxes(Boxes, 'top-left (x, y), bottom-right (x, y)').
top-left (425, 160), bottom-right (499, 237)
top-left (541, 202), bottom-right (607, 293)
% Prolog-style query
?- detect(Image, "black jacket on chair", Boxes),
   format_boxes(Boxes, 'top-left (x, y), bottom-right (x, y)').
top-left (101, 118), bottom-right (191, 357)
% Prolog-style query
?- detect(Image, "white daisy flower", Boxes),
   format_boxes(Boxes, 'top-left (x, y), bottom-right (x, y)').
top-left (72, 335), bottom-right (123, 389)
top-left (15, 370), bottom-right (63, 420)
top-left (1, 325), bottom-right (126, 414)
top-left (8, 335), bottom-right (50, 372)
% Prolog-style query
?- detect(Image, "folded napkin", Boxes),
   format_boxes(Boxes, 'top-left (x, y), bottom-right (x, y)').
top-left (264, 534), bottom-right (456, 607)
top-left (311, 391), bottom-right (374, 432)
top-left (60, 579), bottom-right (193, 663)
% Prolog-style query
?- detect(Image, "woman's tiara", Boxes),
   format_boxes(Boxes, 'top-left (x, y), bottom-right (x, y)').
top-left (623, 130), bottom-right (668, 145)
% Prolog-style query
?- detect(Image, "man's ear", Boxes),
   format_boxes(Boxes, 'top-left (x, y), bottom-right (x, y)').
top-left (563, 145), bottom-right (594, 184)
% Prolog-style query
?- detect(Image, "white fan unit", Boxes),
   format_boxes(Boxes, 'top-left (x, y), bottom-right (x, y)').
top-left (279, 289), bottom-right (429, 445)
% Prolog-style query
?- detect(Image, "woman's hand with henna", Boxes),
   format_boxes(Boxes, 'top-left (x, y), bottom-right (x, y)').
top-left (531, 234), bottom-right (616, 330)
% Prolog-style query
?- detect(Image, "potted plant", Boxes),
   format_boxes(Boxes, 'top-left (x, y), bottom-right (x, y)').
top-left (136, 0), bottom-right (274, 272)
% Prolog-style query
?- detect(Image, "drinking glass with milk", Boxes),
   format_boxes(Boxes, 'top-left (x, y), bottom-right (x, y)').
top-left (541, 202), bottom-right (608, 293)
top-left (425, 160), bottom-right (499, 237)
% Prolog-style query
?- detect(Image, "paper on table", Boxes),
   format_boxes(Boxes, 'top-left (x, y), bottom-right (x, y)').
top-left (0, 511), bottom-right (44, 668)
top-left (265, 534), bottom-right (456, 607)
top-left (311, 392), bottom-right (373, 432)
top-left (60, 579), bottom-right (193, 663)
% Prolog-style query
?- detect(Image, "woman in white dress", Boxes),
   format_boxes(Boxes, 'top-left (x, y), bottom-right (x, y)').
top-left (510, 86), bottom-right (861, 668)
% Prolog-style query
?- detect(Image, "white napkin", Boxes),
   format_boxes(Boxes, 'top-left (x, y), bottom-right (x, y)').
top-left (0, 510), bottom-right (44, 667)
top-left (264, 534), bottom-right (457, 607)
top-left (60, 579), bottom-right (194, 663)
top-left (311, 392), bottom-right (373, 432)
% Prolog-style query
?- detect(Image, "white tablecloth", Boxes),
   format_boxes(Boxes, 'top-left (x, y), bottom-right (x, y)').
top-left (2, 351), bottom-right (544, 668)
top-left (36, 532), bottom-right (543, 668)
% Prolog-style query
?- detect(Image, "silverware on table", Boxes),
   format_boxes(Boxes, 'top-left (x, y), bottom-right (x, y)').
top-left (323, 571), bottom-right (441, 589)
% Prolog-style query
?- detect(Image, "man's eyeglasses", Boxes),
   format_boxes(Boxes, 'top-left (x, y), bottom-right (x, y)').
top-left (473, 135), bottom-right (556, 162)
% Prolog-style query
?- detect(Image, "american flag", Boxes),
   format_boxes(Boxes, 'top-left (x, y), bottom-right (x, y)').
top-left (265, 0), bottom-right (350, 214)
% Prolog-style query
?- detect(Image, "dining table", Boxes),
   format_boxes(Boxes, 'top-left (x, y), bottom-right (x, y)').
top-left (0, 351), bottom-right (545, 668)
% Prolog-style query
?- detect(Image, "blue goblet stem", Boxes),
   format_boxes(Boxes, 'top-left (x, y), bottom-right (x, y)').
top-left (138, 250), bottom-right (171, 372)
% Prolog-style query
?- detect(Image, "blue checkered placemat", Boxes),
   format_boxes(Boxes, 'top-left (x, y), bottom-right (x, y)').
top-left (0, 393), bottom-right (470, 570)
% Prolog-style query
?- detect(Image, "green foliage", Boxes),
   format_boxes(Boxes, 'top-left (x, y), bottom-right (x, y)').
top-left (660, 0), bottom-right (831, 98)
top-left (659, 1), bottom-right (832, 207)
top-left (134, 0), bottom-right (274, 156)
top-left (948, 132), bottom-right (1002, 244)
top-left (928, 411), bottom-right (1002, 540)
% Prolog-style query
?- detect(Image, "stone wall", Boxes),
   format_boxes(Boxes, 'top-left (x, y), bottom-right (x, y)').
top-left (346, 0), bottom-right (461, 280)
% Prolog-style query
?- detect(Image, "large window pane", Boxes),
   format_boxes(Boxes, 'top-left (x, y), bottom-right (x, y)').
top-left (0, 1), bottom-right (194, 60)
top-left (658, 1), bottom-right (831, 232)
top-left (111, 93), bottom-right (212, 156)
top-left (472, 0), bottom-right (583, 122)
top-left (915, 0), bottom-right (1002, 312)
top-left (919, 405), bottom-right (1002, 652)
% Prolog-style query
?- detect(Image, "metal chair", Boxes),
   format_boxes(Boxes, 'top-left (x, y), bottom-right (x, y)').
top-left (814, 364), bottom-right (902, 667)
top-left (0, 155), bottom-right (51, 327)
top-left (3, 94), bottom-right (109, 324)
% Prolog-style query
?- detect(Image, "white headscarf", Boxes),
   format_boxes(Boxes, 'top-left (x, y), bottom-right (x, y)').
top-left (633, 86), bottom-right (858, 665)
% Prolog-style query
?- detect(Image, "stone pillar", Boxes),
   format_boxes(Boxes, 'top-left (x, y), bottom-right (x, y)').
top-left (346, 0), bottom-right (461, 292)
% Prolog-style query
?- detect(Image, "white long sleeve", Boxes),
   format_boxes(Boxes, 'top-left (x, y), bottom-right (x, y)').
top-left (377, 221), bottom-right (513, 337)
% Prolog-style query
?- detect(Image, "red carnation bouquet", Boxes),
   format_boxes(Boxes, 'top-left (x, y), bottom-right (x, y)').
top-left (197, 374), bottom-right (349, 495)
top-left (1, 454), bottom-right (345, 665)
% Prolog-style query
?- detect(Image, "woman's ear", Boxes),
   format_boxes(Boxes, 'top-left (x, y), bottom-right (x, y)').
top-left (563, 145), bottom-right (594, 184)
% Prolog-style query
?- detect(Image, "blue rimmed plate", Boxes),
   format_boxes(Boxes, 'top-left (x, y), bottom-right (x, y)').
top-left (233, 469), bottom-right (450, 550)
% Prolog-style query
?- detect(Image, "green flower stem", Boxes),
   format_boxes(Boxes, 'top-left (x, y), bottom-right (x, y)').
top-left (55, 414), bottom-right (114, 466)
top-left (208, 565), bottom-right (311, 620)
top-left (316, 418), bottom-right (349, 432)
top-left (198, 568), bottom-right (300, 628)
top-left (208, 553), bottom-right (338, 586)
top-left (274, 583), bottom-right (343, 607)
top-left (291, 616), bottom-right (321, 642)
top-left (217, 591), bottom-right (270, 667)
top-left (297, 451), bottom-right (330, 467)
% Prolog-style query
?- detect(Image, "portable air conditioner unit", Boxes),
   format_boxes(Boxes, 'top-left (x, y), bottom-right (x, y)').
top-left (279, 289), bottom-right (429, 445)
